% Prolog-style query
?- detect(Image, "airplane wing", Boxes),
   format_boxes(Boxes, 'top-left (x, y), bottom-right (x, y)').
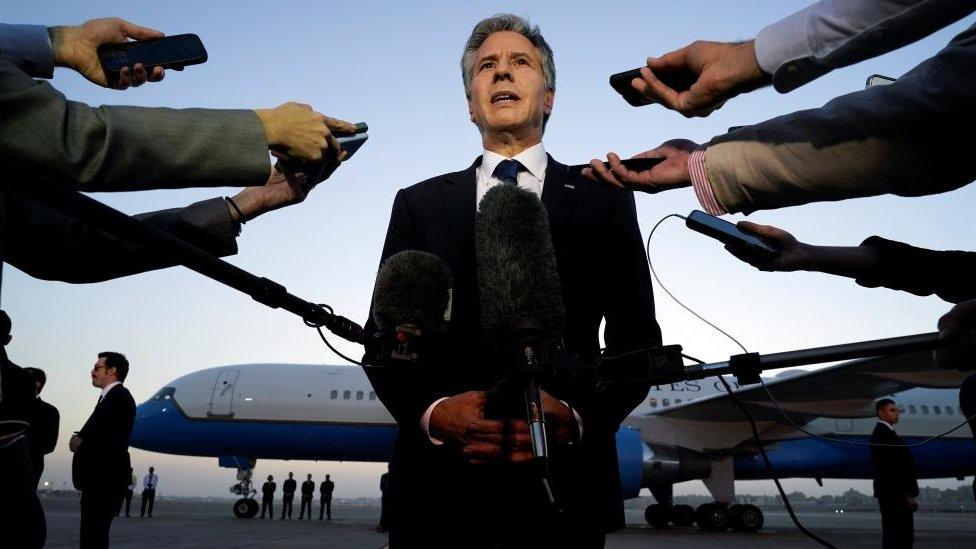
top-left (624, 350), bottom-right (970, 452)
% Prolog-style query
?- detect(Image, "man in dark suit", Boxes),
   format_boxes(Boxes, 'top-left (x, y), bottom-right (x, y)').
top-left (362, 14), bottom-right (659, 548)
top-left (70, 352), bottom-right (136, 549)
top-left (260, 475), bottom-right (276, 519)
top-left (870, 398), bottom-right (919, 549)
top-left (0, 311), bottom-right (45, 548)
top-left (281, 472), bottom-right (296, 520)
top-left (24, 367), bottom-right (59, 488)
top-left (299, 474), bottom-right (315, 519)
top-left (319, 474), bottom-right (335, 520)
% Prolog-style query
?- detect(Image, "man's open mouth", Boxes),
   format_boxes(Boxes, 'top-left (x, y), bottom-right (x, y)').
top-left (491, 91), bottom-right (520, 104)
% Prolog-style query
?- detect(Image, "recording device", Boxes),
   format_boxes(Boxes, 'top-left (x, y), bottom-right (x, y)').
top-left (477, 184), bottom-right (566, 503)
top-left (685, 210), bottom-right (777, 253)
top-left (337, 132), bottom-right (368, 160)
top-left (370, 250), bottom-right (453, 365)
top-left (97, 34), bottom-right (207, 87)
top-left (567, 157), bottom-right (664, 174)
top-left (609, 67), bottom-right (698, 107)
top-left (866, 74), bottom-right (896, 88)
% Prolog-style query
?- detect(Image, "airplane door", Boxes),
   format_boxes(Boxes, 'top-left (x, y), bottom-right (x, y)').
top-left (835, 418), bottom-right (853, 432)
top-left (209, 370), bottom-right (240, 417)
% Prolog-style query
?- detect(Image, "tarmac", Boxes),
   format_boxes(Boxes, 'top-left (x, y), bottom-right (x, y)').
top-left (40, 492), bottom-right (976, 548)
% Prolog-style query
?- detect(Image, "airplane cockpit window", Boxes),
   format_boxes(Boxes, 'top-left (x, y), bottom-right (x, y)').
top-left (343, 390), bottom-right (351, 400)
top-left (369, 392), bottom-right (377, 401)
top-left (662, 398), bottom-right (670, 407)
top-left (648, 398), bottom-right (657, 408)
top-left (946, 406), bottom-right (954, 416)
top-left (330, 390), bottom-right (338, 400)
top-left (908, 405), bottom-right (917, 415)
top-left (933, 406), bottom-right (942, 415)
top-left (356, 391), bottom-right (364, 401)
top-left (921, 405), bottom-right (929, 415)
top-left (151, 387), bottom-right (176, 401)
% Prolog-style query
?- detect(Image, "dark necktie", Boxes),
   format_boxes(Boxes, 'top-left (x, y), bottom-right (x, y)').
top-left (493, 159), bottom-right (523, 187)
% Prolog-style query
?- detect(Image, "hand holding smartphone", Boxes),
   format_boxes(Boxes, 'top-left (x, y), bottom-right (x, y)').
top-left (609, 67), bottom-right (698, 107)
top-left (97, 34), bottom-right (207, 87)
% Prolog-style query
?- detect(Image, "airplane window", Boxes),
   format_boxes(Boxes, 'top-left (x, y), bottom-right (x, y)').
top-left (908, 405), bottom-right (917, 415)
top-left (675, 399), bottom-right (682, 404)
top-left (921, 405), bottom-right (929, 415)
top-left (356, 391), bottom-right (364, 400)
top-left (662, 398), bottom-right (670, 406)
top-left (343, 390), bottom-right (351, 400)
top-left (369, 392), bottom-right (376, 401)
top-left (330, 390), bottom-right (338, 400)
top-left (648, 398), bottom-right (657, 408)
top-left (933, 406), bottom-right (942, 415)
top-left (946, 406), bottom-right (954, 416)
top-left (151, 387), bottom-right (176, 401)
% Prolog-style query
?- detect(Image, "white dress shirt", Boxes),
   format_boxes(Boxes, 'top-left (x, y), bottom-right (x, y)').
top-left (143, 473), bottom-right (158, 490)
top-left (878, 419), bottom-right (896, 431)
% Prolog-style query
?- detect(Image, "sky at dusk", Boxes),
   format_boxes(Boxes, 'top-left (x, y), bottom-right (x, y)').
top-left (4, 1), bottom-right (974, 499)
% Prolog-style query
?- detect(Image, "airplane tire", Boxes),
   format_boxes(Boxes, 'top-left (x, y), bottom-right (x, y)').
top-left (696, 503), bottom-right (730, 532)
top-left (233, 498), bottom-right (258, 519)
top-left (670, 504), bottom-right (696, 527)
top-left (644, 504), bottom-right (670, 529)
top-left (730, 504), bottom-right (764, 532)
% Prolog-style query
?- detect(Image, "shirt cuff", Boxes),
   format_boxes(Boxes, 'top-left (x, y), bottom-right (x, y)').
top-left (0, 24), bottom-right (55, 78)
top-left (753, 5), bottom-right (815, 76)
top-left (688, 146), bottom-right (726, 216)
top-left (420, 397), bottom-right (450, 446)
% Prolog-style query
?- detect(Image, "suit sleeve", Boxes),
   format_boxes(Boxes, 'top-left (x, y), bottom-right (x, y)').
top-left (0, 59), bottom-right (270, 191)
top-left (3, 195), bottom-right (241, 283)
top-left (753, 0), bottom-right (975, 92)
top-left (361, 190), bottom-right (444, 434)
top-left (568, 190), bottom-right (661, 435)
top-left (704, 22), bottom-right (976, 215)
top-left (854, 237), bottom-right (976, 304)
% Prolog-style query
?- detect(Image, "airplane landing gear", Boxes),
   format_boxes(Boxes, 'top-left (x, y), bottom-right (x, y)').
top-left (644, 504), bottom-right (670, 528)
top-left (670, 504), bottom-right (696, 527)
top-left (696, 502), bottom-right (731, 532)
top-left (228, 458), bottom-right (258, 518)
top-left (729, 504), bottom-right (764, 532)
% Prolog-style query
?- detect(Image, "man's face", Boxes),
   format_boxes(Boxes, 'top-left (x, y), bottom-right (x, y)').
top-left (90, 357), bottom-right (117, 389)
top-left (467, 31), bottom-right (553, 139)
top-left (878, 403), bottom-right (900, 424)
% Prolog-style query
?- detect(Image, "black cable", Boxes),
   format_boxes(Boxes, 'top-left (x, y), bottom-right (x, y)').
top-left (314, 326), bottom-right (363, 366)
top-left (683, 353), bottom-right (837, 549)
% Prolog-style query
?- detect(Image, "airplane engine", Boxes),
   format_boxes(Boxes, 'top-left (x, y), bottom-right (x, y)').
top-left (615, 428), bottom-right (711, 499)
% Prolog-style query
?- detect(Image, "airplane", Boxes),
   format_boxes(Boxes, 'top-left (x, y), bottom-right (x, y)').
top-left (130, 350), bottom-right (976, 532)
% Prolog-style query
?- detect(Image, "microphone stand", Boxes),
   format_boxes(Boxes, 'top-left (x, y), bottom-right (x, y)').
top-left (1, 158), bottom-right (363, 344)
top-left (596, 332), bottom-right (941, 389)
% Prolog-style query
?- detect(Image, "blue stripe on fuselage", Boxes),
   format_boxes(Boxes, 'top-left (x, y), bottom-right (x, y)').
top-left (130, 398), bottom-right (396, 462)
top-left (734, 435), bottom-right (976, 480)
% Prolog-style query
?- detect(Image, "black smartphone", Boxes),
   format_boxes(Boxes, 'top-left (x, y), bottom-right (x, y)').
top-left (98, 34), bottom-right (207, 86)
top-left (609, 67), bottom-right (698, 107)
top-left (567, 157), bottom-right (664, 174)
top-left (685, 210), bottom-right (776, 253)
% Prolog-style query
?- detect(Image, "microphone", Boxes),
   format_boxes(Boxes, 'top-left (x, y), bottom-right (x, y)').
top-left (370, 250), bottom-right (453, 365)
top-left (476, 184), bottom-right (565, 503)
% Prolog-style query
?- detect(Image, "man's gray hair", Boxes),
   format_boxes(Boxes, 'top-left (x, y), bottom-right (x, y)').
top-left (461, 14), bottom-right (556, 98)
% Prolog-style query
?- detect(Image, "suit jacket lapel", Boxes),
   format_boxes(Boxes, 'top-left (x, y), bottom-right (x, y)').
top-left (438, 158), bottom-right (478, 258)
top-left (541, 155), bottom-right (579, 262)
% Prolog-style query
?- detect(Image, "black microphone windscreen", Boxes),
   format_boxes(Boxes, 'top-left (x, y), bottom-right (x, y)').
top-left (476, 185), bottom-right (565, 344)
top-left (372, 250), bottom-right (452, 331)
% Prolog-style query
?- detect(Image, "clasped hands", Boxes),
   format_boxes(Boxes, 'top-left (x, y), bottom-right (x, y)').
top-left (428, 390), bottom-right (576, 464)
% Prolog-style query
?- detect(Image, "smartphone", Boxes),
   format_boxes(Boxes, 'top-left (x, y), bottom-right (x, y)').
top-left (609, 67), bottom-right (698, 107)
top-left (685, 210), bottom-right (776, 253)
top-left (97, 34), bottom-right (207, 86)
top-left (567, 157), bottom-right (664, 174)
top-left (337, 133), bottom-right (368, 160)
top-left (866, 74), bottom-right (896, 88)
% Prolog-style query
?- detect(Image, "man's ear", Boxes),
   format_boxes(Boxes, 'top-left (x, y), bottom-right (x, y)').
top-left (106, 367), bottom-right (118, 381)
top-left (544, 89), bottom-right (554, 116)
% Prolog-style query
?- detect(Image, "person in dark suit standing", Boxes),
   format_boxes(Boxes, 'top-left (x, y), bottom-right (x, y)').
top-left (377, 470), bottom-right (390, 532)
top-left (140, 466), bottom-right (158, 517)
top-left (260, 475), bottom-right (276, 519)
top-left (870, 398), bottom-right (919, 549)
top-left (0, 311), bottom-right (45, 548)
top-left (69, 352), bottom-right (136, 549)
top-left (281, 472), bottom-right (296, 520)
top-left (299, 474), bottom-right (315, 519)
top-left (362, 14), bottom-right (659, 548)
top-left (319, 474), bottom-right (335, 520)
top-left (23, 367), bottom-right (59, 489)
